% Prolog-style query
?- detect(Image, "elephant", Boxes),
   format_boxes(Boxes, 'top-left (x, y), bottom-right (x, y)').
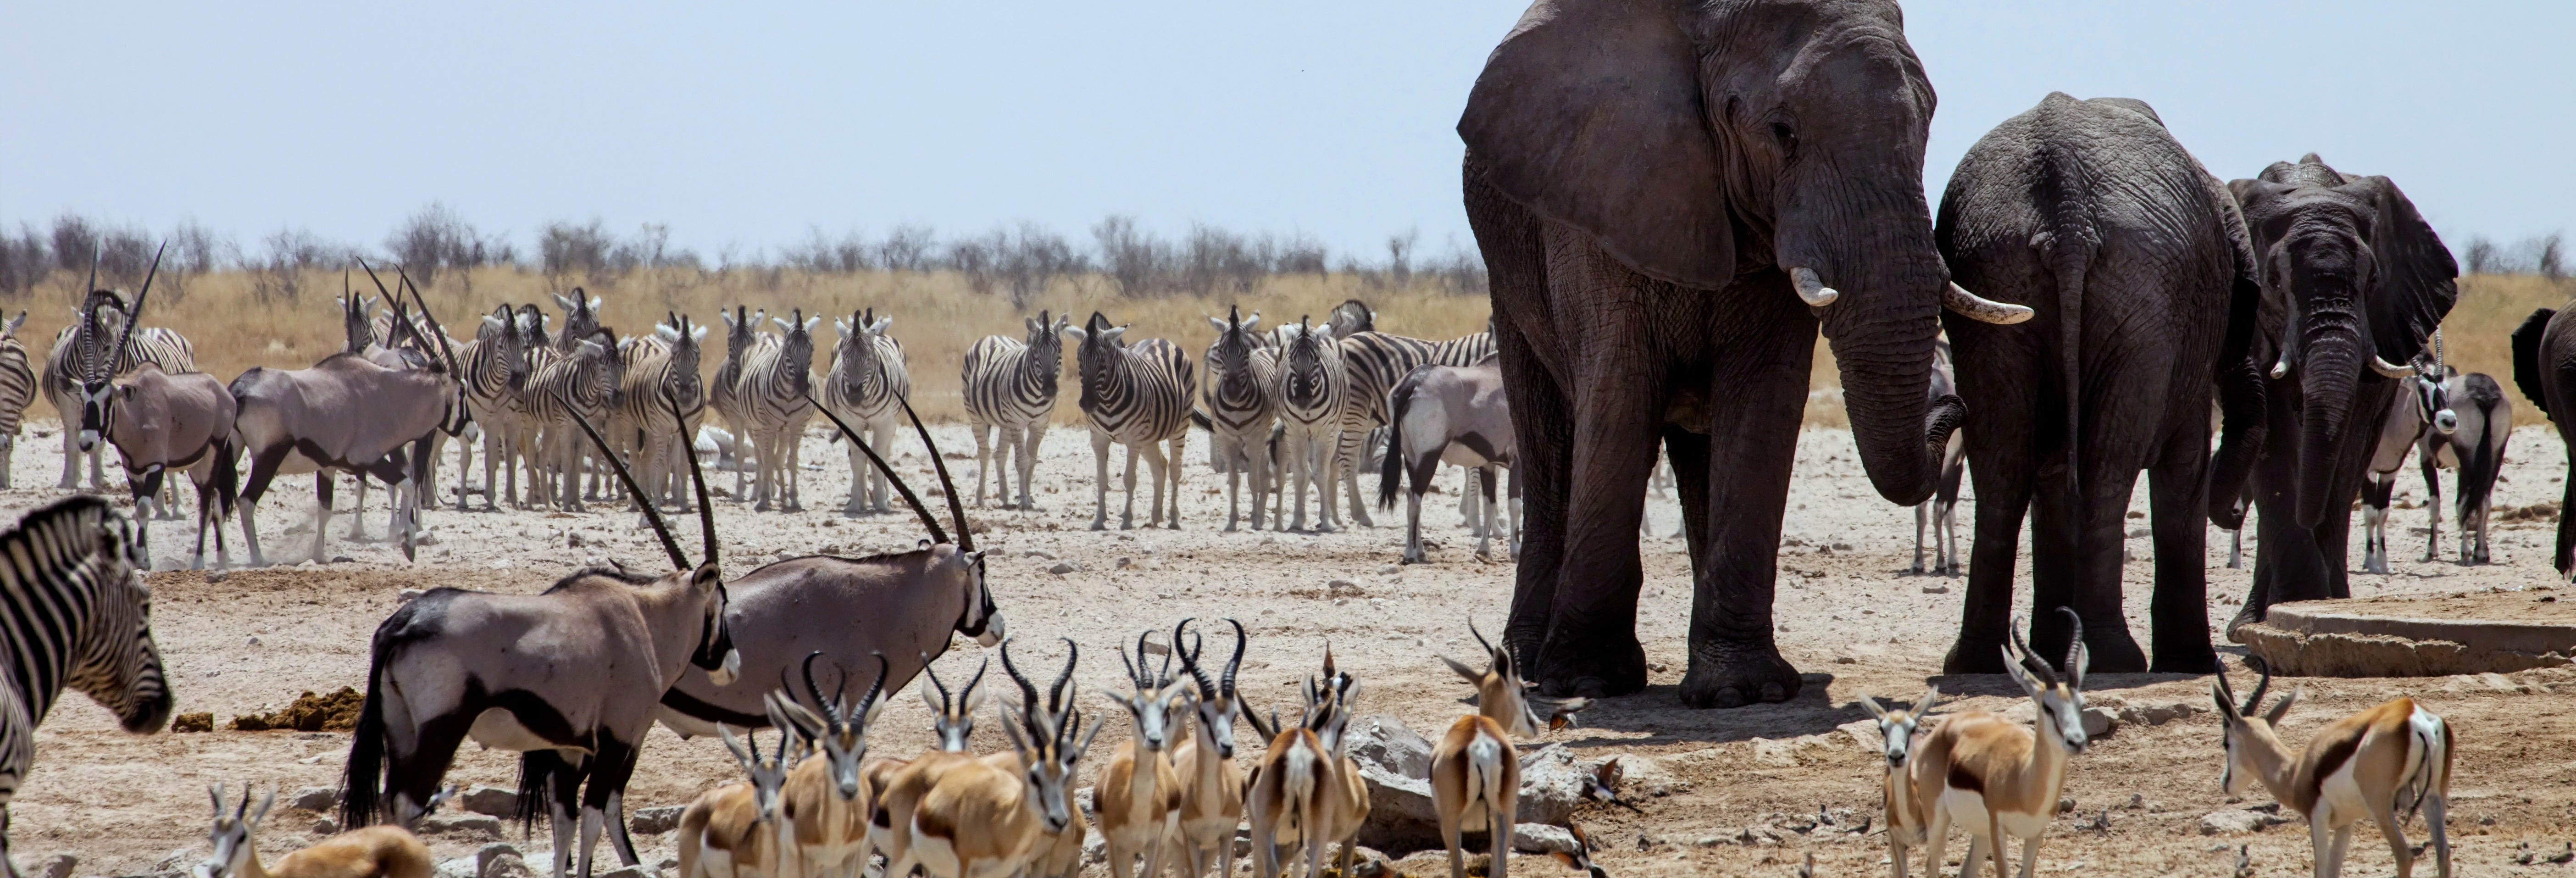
top-left (2512, 307), bottom-right (2576, 577)
top-left (1456, 0), bottom-right (2032, 706)
top-left (2211, 155), bottom-right (2457, 629)
top-left (1933, 94), bottom-right (2255, 675)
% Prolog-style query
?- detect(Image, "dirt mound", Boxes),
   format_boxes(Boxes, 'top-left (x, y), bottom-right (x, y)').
top-left (230, 687), bottom-right (366, 732)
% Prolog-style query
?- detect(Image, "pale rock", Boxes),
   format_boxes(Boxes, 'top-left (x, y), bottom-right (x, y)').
top-left (1511, 823), bottom-right (1577, 855)
top-left (420, 812), bottom-right (504, 840)
top-left (631, 805), bottom-right (685, 834)
top-left (461, 785), bottom-right (517, 817)
top-left (594, 867), bottom-right (648, 878)
top-left (1048, 561), bottom-right (1079, 575)
top-left (1344, 715), bottom-right (1432, 778)
top-left (288, 786), bottom-right (339, 812)
top-left (1838, 718), bottom-right (1885, 751)
top-left (2115, 701), bottom-right (2208, 727)
top-left (437, 856), bottom-right (481, 878)
top-left (22, 854), bottom-right (74, 878)
top-left (480, 855), bottom-right (539, 878)
top-left (1749, 734), bottom-right (1838, 767)
top-left (2199, 810), bottom-right (2264, 835)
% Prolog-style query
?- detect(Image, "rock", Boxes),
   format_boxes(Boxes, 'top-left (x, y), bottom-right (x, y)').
top-left (1749, 734), bottom-right (1839, 767)
top-left (475, 845), bottom-right (523, 877)
top-left (1512, 746), bottom-right (1587, 824)
top-left (1082, 831), bottom-right (1107, 865)
top-left (312, 818), bottom-right (338, 834)
top-left (2116, 701), bottom-right (2208, 727)
top-left (1921, 584), bottom-right (1950, 595)
top-left (1025, 549), bottom-right (1055, 560)
top-left (1047, 561), bottom-right (1079, 575)
top-left (2199, 809), bottom-right (2292, 835)
top-left (630, 805), bottom-right (685, 834)
top-left (420, 812), bottom-right (504, 840)
top-left (1837, 718), bottom-right (1884, 751)
top-left (436, 857), bottom-right (481, 878)
top-left (480, 854), bottom-right (538, 878)
top-left (289, 786), bottom-right (339, 812)
top-left (1344, 715), bottom-right (1433, 778)
top-left (461, 785), bottom-right (517, 817)
top-left (22, 854), bottom-right (75, 878)
top-left (1393, 850), bottom-right (1486, 877)
top-left (398, 588), bottom-right (427, 602)
top-left (1511, 824), bottom-right (1577, 855)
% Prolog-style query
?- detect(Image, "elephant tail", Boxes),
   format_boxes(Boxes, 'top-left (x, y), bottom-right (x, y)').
top-left (2036, 126), bottom-right (2101, 546)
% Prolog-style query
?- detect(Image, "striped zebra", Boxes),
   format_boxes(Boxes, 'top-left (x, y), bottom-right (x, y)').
top-left (44, 290), bottom-right (197, 491)
top-left (1202, 306), bottom-right (1278, 531)
top-left (1274, 317), bottom-right (1347, 532)
top-left (1335, 328), bottom-right (1497, 527)
top-left (0, 495), bottom-right (173, 867)
top-left (610, 313), bottom-right (707, 512)
top-left (821, 308), bottom-right (911, 515)
top-left (710, 306), bottom-right (769, 501)
top-left (519, 327), bottom-right (625, 511)
top-left (552, 289), bottom-right (602, 351)
top-left (1067, 311), bottom-right (1194, 530)
top-left (734, 310), bottom-right (820, 512)
top-left (454, 304), bottom-right (531, 511)
top-left (0, 313), bottom-right (33, 490)
top-left (962, 311), bottom-right (1070, 510)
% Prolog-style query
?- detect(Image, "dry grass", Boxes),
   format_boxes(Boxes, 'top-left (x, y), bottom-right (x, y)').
top-left (2440, 273), bottom-right (2572, 425)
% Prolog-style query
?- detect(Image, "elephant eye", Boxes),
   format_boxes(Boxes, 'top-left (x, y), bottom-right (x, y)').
top-left (1771, 122), bottom-right (1798, 156)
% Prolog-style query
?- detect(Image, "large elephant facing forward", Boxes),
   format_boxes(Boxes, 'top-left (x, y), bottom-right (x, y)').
top-left (1936, 94), bottom-right (2256, 675)
top-left (1458, 0), bottom-right (2030, 706)
top-left (2215, 156), bottom-right (2457, 627)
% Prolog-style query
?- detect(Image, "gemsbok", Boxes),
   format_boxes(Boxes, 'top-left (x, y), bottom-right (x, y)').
top-left (2213, 661), bottom-right (2454, 878)
top-left (1379, 358), bottom-right (1516, 563)
top-left (1859, 689), bottom-right (1941, 878)
top-left (76, 260), bottom-right (240, 571)
top-left (1911, 609), bottom-right (2091, 878)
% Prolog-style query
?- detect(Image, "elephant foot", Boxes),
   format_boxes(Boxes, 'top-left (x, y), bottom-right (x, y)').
top-left (1679, 639), bottom-right (1800, 708)
top-left (2224, 606), bottom-right (2264, 644)
top-left (2150, 644), bottom-right (2221, 674)
top-left (1531, 631), bottom-right (1647, 699)
top-left (1941, 634), bottom-right (2010, 675)
top-left (2082, 627), bottom-right (2149, 674)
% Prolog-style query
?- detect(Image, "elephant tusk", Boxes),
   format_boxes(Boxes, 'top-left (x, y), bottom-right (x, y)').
top-left (1788, 267), bottom-right (1838, 307)
top-left (2370, 356), bottom-right (2415, 378)
top-left (2270, 356), bottom-right (2292, 379)
top-left (1944, 283), bottom-right (2035, 325)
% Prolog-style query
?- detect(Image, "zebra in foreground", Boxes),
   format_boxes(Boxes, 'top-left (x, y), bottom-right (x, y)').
top-left (1203, 306), bottom-right (1279, 531)
top-left (0, 312), bottom-right (32, 490)
top-left (1067, 311), bottom-right (1195, 530)
top-left (822, 308), bottom-right (911, 515)
top-left (44, 286), bottom-right (198, 492)
top-left (736, 310), bottom-right (820, 512)
top-left (1275, 317), bottom-right (1347, 532)
top-left (0, 495), bottom-right (174, 868)
top-left (963, 311), bottom-right (1071, 509)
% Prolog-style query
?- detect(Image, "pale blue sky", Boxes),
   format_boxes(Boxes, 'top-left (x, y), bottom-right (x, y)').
top-left (4, 1), bottom-right (2567, 261)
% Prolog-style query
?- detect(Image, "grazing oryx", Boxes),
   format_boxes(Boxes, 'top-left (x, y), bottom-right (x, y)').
top-left (1431, 622), bottom-right (1550, 878)
top-left (202, 784), bottom-right (447, 878)
top-left (824, 308), bottom-right (912, 515)
top-left (775, 654), bottom-right (891, 878)
top-left (1379, 359), bottom-right (1517, 563)
top-left (341, 396), bottom-right (738, 878)
top-left (0, 311), bottom-right (32, 489)
top-left (1204, 306), bottom-right (1280, 531)
top-left (711, 306), bottom-right (769, 501)
top-left (1097, 632), bottom-right (1187, 878)
top-left (2213, 660), bottom-right (2454, 878)
top-left (678, 721), bottom-right (797, 878)
top-left (736, 310), bottom-right (819, 512)
top-left (1168, 619), bottom-right (1249, 878)
top-left (1066, 311), bottom-right (1195, 530)
top-left (1858, 689), bottom-right (1941, 878)
top-left (44, 260), bottom-right (199, 491)
top-left (613, 315), bottom-right (709, 512)
top-left (963, 311), bottom-right (1070, 509)
top-left (79, 270), bottom-right (239, 571)
top-left (1912, 609), bottom-right (2091, 878)
top-left (231, 267), bottom-right (466, 565)
top-left (1914, 336), bottom-right (1966, 575)
top-left (1274, 318), bottom-right (1347, 532)
top-left (661, 391), bottom-right (1003, 737)
top-left (0, 495), bottom-right (172, 869)
top-left (2419, 368), bottom-right (2511, 565)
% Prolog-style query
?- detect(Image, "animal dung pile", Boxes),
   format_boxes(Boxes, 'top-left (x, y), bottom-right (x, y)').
top-left (168, 712), bottom-right (214, 733)
top-left (2239, 592), bottom-right (2576, 677)
top-left (228, 687), bottom-right (366, 732)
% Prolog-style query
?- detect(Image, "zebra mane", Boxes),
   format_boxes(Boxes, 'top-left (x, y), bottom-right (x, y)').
top-left (0, 496), bottom-right (117, 574)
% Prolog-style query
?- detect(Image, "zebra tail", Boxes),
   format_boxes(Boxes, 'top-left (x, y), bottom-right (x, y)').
top-left (340, 628), bottom-right (393, 830)
top-left (1378, 373), bottom-right (1415, 511)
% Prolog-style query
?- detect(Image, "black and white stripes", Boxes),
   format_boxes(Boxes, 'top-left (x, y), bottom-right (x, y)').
top-left (1274, 317), bottom-right (1347, 532)
top-left (1068, 311), bottom-right (1195, 530)
top-left (44, 293), bottom-right (197, 491)
top-left (962, 311), bottom-right (1070, 509)
top-left (822, 308), bottom-right (911, 514)
top-left (1202, 306), bottom-right (1278, 531)
top-left (735, 309), bottom-right (820, 512)
top-left (0, 313), bottom-right (32, 490)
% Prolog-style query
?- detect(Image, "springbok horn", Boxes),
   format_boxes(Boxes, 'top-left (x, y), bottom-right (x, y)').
top-left (2007, 617), bottom-right (2058, 686)
top-left (2242, 656), bottom-right (2273, 717)
top-left (1000, 637), bottom-right (1042, 713)
top-left (2371, 355), bottom-right (2415, 378)
top-left (1049, 637), bottom-right (1079, 714)
top-left (2214, 666), bottom-right (2241, 717)
top-left (395, 265), bottom-right (461, 377)
top-left (2056, 606), bottom-right (2084, 678)
top-left (1176, 619), bottom-right (1216, 696)
top-left (801, 650), bottom-right (831, 719)
top-left (666, 389), bottom-right (718, 571)
top-left (922, 655), bottom-right (956, 711)
top-left (897, 391), bottom-right (974, 552)
top-left (961, 656), bottom-right (990, 706)
top-left (1222, 618), bottom-right (1247, 698)
top-left (107, 242), bottom-right (164, 380)
top-left (806, 390), bottom-right (947, 545)
top-left (1945, 282), bottom-right (2035, 324)
top-left (1122, 632), bottom-right (1147, 689)
top-left (1787, 267), bottom-right (1838, 307)
top-left (557, 391), bottom-right (689, 571)
top-left (1469, 616), bottom-right (1497, 661)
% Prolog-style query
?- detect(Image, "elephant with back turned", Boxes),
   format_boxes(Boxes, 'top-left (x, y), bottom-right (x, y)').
top-left (1458, 0), bottom-right (2031, 706)
top-left (2212, 156), bottom-right (2456, 629)
top-left (1935, 93), bottom-right (2258, 675)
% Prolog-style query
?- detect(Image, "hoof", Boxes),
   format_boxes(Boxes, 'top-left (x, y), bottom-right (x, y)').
top-left (1679, 644), bottom-right (1800, 708)
top-left (1532, 634), bottom-right (1647, 699)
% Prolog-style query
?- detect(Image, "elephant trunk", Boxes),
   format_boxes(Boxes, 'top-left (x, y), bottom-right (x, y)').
top-left (2292, 312), bottom-right (2367, 528)
top-left (1830, 306), bottom-right (1950, 507)
top-left (1780, 174), bottom-right (1954, 507)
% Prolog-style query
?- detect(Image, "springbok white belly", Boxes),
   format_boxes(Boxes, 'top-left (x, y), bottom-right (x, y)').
top-left (2315, 750), bottom-right (2372, 831)
top-left (1938, 788), bottom-right (2049, 840)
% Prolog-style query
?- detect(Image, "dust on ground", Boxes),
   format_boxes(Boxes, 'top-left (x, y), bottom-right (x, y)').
top-left (8, 420), bottom-right (2574, 877)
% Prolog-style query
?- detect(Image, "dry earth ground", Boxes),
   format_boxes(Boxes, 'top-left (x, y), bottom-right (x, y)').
top-left (6, 417), bottom-right (2574, 877)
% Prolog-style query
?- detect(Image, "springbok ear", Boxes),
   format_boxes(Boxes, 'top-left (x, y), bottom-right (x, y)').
top-left (2000, 646), bottom-right (2044, 698)
top-left (1439, 654), bottom-right (1484, 683)
top-left (771, 693), bottom-right (827, 742)
top-left (2211, 681), bottom-right (2240, 720)
top-left (2262, 687), bottom-right (2303, 725)
top-left (720, 725), bottom-right (756, 768)
top-left (252, 787), bottom-right (276, 824)
top-left (1912, 687), bottom-right (1939, 718)
top-left (1856, 692), bottom-right (1890, 721)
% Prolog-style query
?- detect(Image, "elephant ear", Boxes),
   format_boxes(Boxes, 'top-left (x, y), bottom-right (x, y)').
top-left (1457, 0), bottom-right (1734, 289)
top-left (2348, 175), bottom-right (2457, 367)
top-left (2513, 308), bottom-right (2557, 422)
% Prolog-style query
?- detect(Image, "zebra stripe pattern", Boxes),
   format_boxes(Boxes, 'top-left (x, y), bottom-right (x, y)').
top-left (0, 313), bottom-right (33, 490)
top-left (611, 315), bottom-right (708, 511)
top-left (821, 308), bottom-right (911, 514)
top-left (44, 298), bottom-right (197, 491)
top-left (1274, 318), bottom-right (1347, 532)
top-left (1070, 311), bottom-right (1194, 530)
top-left (455, 305), bottom-right (533, 509)
top-left (1203, 307), bottom-right (1278, 531)
top-left (962, 311), bottom-right (1068, 509)
top-left (519, 328), bottom-right (624, 511)
top-left (0, 495), bottom-right (171, 865)
top-left (735, 309), bottom-right (819, 512)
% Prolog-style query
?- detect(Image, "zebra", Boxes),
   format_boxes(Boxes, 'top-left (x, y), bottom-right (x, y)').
top-left (0, 495), bottom-right (175, 868)
top-left (1066, 311), bottom-right (1195, 530)
top-left (963, 311), bottom-right (1070, 510)
top-left (0, 312), bottom-right (32, 490)
top-left (711, 306), bottom-right (770, 502)
top-left (1334, 328), bottom-right (1496, 529)
top-left (1202, 306), bottom-right (1279, 531)
top-left (735, 310), bottom-right (820, 512)
top-left (43, 286), bottom-right (197, 492)
top-left (520, 328), bottom-right (626, 511)
top-left (553, 289), bottom-right (603, 352)
top-left (822, 308), bottom-right (911, 515)
top-left (611, 314), bottom-right (708, 512)
top-left (456, 304), bottom-right (533, 511)
top-left (1274, 317), bottom-right (1347, 532)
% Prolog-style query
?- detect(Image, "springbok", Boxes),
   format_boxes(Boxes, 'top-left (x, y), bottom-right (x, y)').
top-left (1244, 648), bottom-right (1369, 878)
top-left (1432, 622), bottom-right (1551, 878)
top-left (1098, 631), bottom-right (1188, 878)
top-left (340, 393), bottom-right (738, 878)
top-left (2214, 661), bottom-right (2454, 878)
top-left (1168, 619), bottom-right (1249, 878)
top-left (1379, 358), bottom-right (1517, 563)
top-left (678, 720), bottom-right (799, 878)
top-left (76, 261), bottom-right (240, 571)
top-left (202, 784), bottom-right (450, 878)
top-left (1912, 609), bottom-right (2090, 878)
top-left (775, 653), bottom-right (891, 878)
top-left (1858, 689), bottom-right (1940, 878)
top-left (907, 699), bottom-right (1099, 878)
top-left (864, 656), bottom-right (996, 878)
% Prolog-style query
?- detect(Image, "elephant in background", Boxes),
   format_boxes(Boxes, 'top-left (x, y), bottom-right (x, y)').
top-left (1458, 0), bottom-right (2030, 706)
top-left (2512, 308), bottom-right (2576, 577)
top-left (1936, 93), bottom-right (2254, 675)
top-left (2213, 156), bottom-right (2458, 628)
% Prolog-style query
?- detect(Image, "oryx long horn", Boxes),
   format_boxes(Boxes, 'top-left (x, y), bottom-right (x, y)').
top-left (106, 242), bottom-right (165, 379)
top-left (666, 390), bottom-right (719, 571)
top-left (555, 390), bottom-right (688, 571)
top-left (396, 264), bottom-right (461, 376)
top-left (1222, 618), bottom-right (1247, 698)
top-left (808, 390), bottom-right (948, 545)
top-left (2055, 606), bottom-right (2084, 678)
top-left (897, 391), bottom-right (974, 552)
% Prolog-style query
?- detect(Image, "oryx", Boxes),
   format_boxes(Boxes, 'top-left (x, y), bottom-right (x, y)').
top-left (78, 250), bottom-right (240, 571)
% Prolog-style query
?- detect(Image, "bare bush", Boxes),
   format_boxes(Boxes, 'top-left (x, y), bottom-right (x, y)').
top-left (164, 219), bottom-right (230, 302)
top-left (2540, 233), bottom-right (2565, 283)
top-left (0, 224), bottom-right (47, 297)
top-left (386, 202), bottom-right (492, 288)
top-left (2464, 236), bottom-right (2501, 276)
top-left (540, 219), bottom-right (616, 286)
top-left (1094, 215), bottom-right (1173, 298)
top-left (251, 228), bottom-right (352, 304)
top-left (878, 224), bottom-right (938, 273)
top-left (784, 227), bottom-right (873, 274)
top-left (97, 226), bottom-right (156, 290)
top-left (50, 214), bottom-right (96, 274)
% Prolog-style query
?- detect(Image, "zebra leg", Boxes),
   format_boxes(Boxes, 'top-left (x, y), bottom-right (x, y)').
top-left (842, 427), bottom-right (871, 516)
top-left (1223, 433), bottom-right (1243, 533)
top-left (1166, 433), bottom-right (1186, 529)
top-left (1090, 428), bottom-right (1113, 530)
top-left (1316, 430), bottom-right (1343, 533)
top-left (0, 434), bottom-right (12, 490)
top-left (1121, 440), bottom-right (1143, 530)
top-left (971, 421), bottom-right (994, 508)
top-left (1021, 422), bottom-right (1050, 511)
top-left (56, 418), bottom-right (78, 489)
top-left (1249, 432), bottom-right (1270, 531)
top-left (785, 422), bottom-right (806, 513)
top-left (1338, 429), bottom-right (1373, 528)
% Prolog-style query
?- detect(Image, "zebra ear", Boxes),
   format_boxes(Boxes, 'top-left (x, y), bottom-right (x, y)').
top-left (693, 324), bottom-right (709, 342)
top-left (871, 317), bottom-right (892, 334)
top-left (1242, 312), bottom-right (1261, 333)
top-left (656, 324), bottom-right (682, 344)
top-left (588, 295), bottom-right (603, 311)
top-left (1102, 326), bottom-right (1127, 346)
top-left (1027, 315), bottom-right (1045, 334)
top-left (805, 316), bottom-right (823, 333)
top-left (553, 293), bottom-right (576, 311)
top-left (1061, 323), bottom-right (1088, 344)
top-left (773, 317), bottom-right (793, 333)
top-left (835, 318), bottom-right (851, 336)
top-left (1207, 316), bottom-right (1227, 333)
